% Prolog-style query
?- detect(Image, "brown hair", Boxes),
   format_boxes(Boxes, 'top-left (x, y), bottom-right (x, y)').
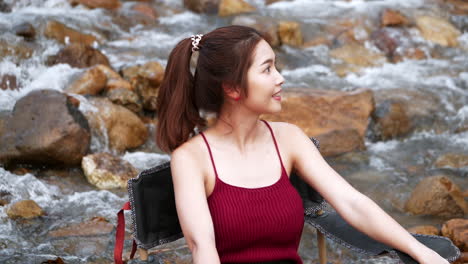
top-left (156, 25), bottom-right (263, 153)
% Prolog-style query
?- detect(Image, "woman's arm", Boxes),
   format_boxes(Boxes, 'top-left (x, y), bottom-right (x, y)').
top-left (171, 146), bottom-right (221, 264)
top-left (283, 123), bottom-right (449, 264)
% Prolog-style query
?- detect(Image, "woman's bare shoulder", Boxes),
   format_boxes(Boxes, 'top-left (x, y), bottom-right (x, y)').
top-left (171, 133), bottom-right (206, 163)
top-left (265, 121), bottom-right (303, 140)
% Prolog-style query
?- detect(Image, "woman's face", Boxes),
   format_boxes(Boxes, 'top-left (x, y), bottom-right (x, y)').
top-left (243, 39), bottom-right (284, 114)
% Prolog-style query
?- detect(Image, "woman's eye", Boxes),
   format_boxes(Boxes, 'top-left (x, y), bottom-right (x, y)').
top-left (265, 66), bottom-right (271, 73)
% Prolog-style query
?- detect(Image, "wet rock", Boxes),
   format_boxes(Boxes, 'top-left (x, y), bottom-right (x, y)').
top-left (315, 129), bottom-right (365, 157)
top-left (41, 257), bottom-right (65, 264)
top-left (96, 64), bottom-right (133, 92)
top-left (0, 74), bottom-right (18, 90)
top-left (434, 153), bottom-right (468, 169)
top-left (370, 28), bottom-right (400, 59)
top-left (265, 0), bottom-right (293, 5)
top-left (85, 98), bottom-right (148, 152)
top-left (0, 89), bottom-right (90, 166)
top-left (330, 43), bottom-right (386, 67)
top-left (0, 190), bottom-right (12, 206)
top-left (407, 225), bottom-right (440, 236)
top-left (0, 39), bottom-right (34, 60)
top-left (278, 21), bottom-right (303, 47)
top-left (442, 218), bottom-right (468, 251)
top-left (66, 66), bottom-right (107, 95)
top-left (371, 100), bottom-right (411, 140)
top-left (184, 0), bottom-right (219, 14)
top-left (0, 0), bottom-right (11, 12)
top-left (13, 23), bottom-right (36, 41)
top-left (49, 216), bottom-right (113, 237)
top-left (262, 88), bottom-right (374, 156)
top-left (107, 88), bottom-right (142, 113)
top-left (6, 200), bottom-right (44, 219)
top-left (218, 0), bottom-right (255, 17)
top-left (47, 43), bottom-right (110, 69)
top-left (44, 20), bottom-right (98, 46)
top-left (302, 36), bottom-right (332, 48)
top-left (82, 152), bottom-right (138, 189)
top-left (131, 3), bottom-right (158, 20)
top-left (121, 61), bottom-right (164, 111)
top-left (70, 0), bottom-right (121, 9)
top-left (232, 15), bottom-right (280, 47)
top-left (405, 176), bottom-right (468, 218)
top-left (443, 0), bottom-right (468, 15)
top-left (380, 9), bottom-right (409, 27)
top-left (415, 16), bottom-right (461, 47)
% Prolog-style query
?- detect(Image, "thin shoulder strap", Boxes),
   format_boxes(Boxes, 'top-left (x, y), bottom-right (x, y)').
top-left (260, 120), bottom-right (286, 170)
top-left (199, 132), bottom-right (219, 178)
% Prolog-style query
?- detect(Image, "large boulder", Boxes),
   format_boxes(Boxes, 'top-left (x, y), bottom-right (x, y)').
top-left (262, 88), bottom-right (374, 156)
top-left (13, 22), bottom-right (36, 41)
top-left (0, 90), bottom-right (90, 166)
top-left (330, 43), bottom-right (386, 67)
top-left (107, 88), bottom-right (142, 113)
top-left (380, 9), bottom-right (409, 27)
top-left (0, 74), bottom-right (18, 91)
top-left (218, 0), bottom-right (255, 17)
top-left (46, 43), bottom-right (110, 69)
top-left (442, 218), bottom-right (468, 251)
top-left (278, 21), bottom-right (303, 47)
top-left (82, 152), bottom-right (138, 189)
top-left (66, 66), bottom-right (107, 95)
top-left (70, 0), bottom-right (121, 9)
top-left (44, 20), bottom-right (98, 46)
top-left (184, 0), bottom-right (219, 14)
top-left (405, 176), bottom-right (468, 218)
top-left (232, 15), bottom-right (280, 47)
top-left (6, 200), bottom-right (44, 220)
top-left (96, 64), bottom-right (133, 92)
top-left (0, 39), bottom-right (34, 61)
top-left (407, 225), bottom-right (440, 236)
top-left (49, 216), bottom-right (113, 237)
top-left (371, 100), bottom-right (411, 140)
top-left (84, 98), bottom-right (148, 152)
top-left (434, 153), bottom-right (468, 169)
top-left (415, 16), bottom-right (461, 47)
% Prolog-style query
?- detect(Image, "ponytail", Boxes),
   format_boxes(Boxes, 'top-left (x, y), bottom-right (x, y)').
top-left (156, 38), bottom-right (206, 153)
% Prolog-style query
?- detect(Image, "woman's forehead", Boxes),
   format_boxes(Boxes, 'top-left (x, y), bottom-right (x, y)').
top-left (252, 40), bottom-right (275, 65)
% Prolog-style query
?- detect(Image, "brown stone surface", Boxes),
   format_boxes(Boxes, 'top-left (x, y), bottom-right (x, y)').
top-left (0, 89), bottom-right (90, 166)
top-left (218, 0), bottom-right (255, 17)
top-left (0, 75), bottom-right (18, 90)
top-left (131, 3), bottom-right (158, 20)
top-left (6, 200), bottom-right (44, 219)
top-left (107, 88), bottom-right (142, 113)
top-left (381, 9), bottom-right (409, 27)
top-left (67, 66), bottom-right (107, 95)
top-left (85, 97), bottom-right (148, 152)
top-left (330, 43), bottom-right (386, 67)
top-left (442, 218), bottom-right (468, 251)
top-left (443, 0), bottom-right (468, 15)
top-left (407, 225), bottom-right (440, 236)
top-left (70, 0), bottom-right (121, 9)
top-left (0, 39), bottom-right (33, 60)
top-left (405, 176), bottom-right (468, 218)
top-left (44, 20), bottom-right (98, 46)
top-left (372, 100), bottom-right (411, 140)
top-left (13, 22), bottom-right (36, 40)
top-left (231, 15), bottom-right (280, 47)
top-left (96, 64), bottom-right (133, 92)
top-left (415, 16), bottom-right (461, 47)
top-left (82, 152), bottom-right (138, 189)
top-left (183, 0), bottom-right (219, 14)
top-left (49, 217), bottom-right (113, 237)
top-left (435, 153), bottom-right (468, 169)
top-left (47, 44), bottom-right (110, 69)
top-left (278, 21), bottom-right (303, 47)
top-left (262, 88), bottom-right (374, 156)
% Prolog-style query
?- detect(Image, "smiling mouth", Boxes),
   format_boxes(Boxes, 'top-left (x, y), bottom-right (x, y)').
top-left (272, 89), bottom-right (282, 97)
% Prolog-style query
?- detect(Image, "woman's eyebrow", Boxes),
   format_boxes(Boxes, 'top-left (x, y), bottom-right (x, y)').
top-left (260, 58), bottom-right (274, 66)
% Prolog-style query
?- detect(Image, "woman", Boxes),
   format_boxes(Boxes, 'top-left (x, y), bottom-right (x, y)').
top-left (156, 26), bottom-right (449, 264)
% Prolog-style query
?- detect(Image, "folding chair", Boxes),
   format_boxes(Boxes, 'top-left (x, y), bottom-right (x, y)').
top-left (114, 138), bottom-right (460, 264)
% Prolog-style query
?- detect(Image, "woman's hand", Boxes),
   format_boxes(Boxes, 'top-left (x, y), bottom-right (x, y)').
top-left (414, 246), bottom-right (450, 264)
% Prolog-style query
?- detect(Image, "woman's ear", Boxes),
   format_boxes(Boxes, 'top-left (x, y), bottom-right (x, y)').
top-left (222, 83), bottom-right (241, 100)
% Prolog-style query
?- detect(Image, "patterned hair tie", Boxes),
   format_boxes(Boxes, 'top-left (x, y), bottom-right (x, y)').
top-left (191, 34), bottom-right (203, 52)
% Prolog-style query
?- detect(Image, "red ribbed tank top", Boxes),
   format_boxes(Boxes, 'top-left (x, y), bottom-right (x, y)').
top-left (200, 120), bottom-right (304, 264)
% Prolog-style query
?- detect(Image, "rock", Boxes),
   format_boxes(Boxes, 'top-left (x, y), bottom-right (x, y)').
top-left (184, 0), bottom-right (219, 14)
top-left (6, 200), bottom-right (44, 219)
top-left (47, 43), bottom-right (110, 69)
top-left (302, 36), bottom-right (332, 48)
top-left (70, 0), bottom-right (121, 9)
top-left (0, 190), bottom-right (12, 206)
top-left (218, 0), bottom-right (255, 17)
top-left (121, 61), bottom-right (164, 111)
top-left (265, 0), bottom-right (293, 5)
top-left (0, 0), bottom-right (11, 12)
top-left (407, 225), bottom-right (440, 236)
top-left (96, 64), bottom-right (133, 92)
top-left (107, 88), bottom-right (142, 113)
top-left (405, 176), bottom-right (468, 218)
top-left (315, 129), bottom-right (365, 157)
top-left (330, 43), bottom-right (386, 67)
top-left (415, 16), bottom-right (461, 47)
top-left (232, 15), bottom-right (280, 47)
top-left (278, 21), bottom-right (303, 47)
top-left (66, 66), bottom-right (107, 95)
top-left (442, 218), bottom-right (468, 251)
top-left (435, 153), bottom-right (468, 169)
top-left (381, 9), bottom-right (409, 27)
top-left (85, 98), bottom-right (148, 152)
top-left (44, 20), bottom-right (98, 46)
top-left (0, 39), bottom-right (34, 60)
top-left (0, 74), bottom-right (18, 90)
top-left (443, 0), bottom-right (468, 15)
top-left (371, 100), bottom-right (411, 140)
top-left (370, 28), bottom-right (400, 59)
top-left (49, 216), bottom-right (113, 237)
top-left (0, 89), bottom-right (90, 166)
top-left (13, 23), bottom-right (36, 41)
top-left (131, 3), bottom-right (158, 20)
top-left (82, 152), bottom-right (138, 189)
top-left (262, 88), bottom-right (374, 156)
